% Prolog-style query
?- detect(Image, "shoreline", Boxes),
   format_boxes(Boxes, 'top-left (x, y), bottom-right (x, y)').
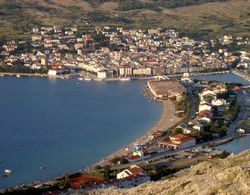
top-left (1, 71), bottom-right (249, 191)
top-left (0, 92), bottom-right (183, 191)
top-left (89, 99), bottom-right (183, 169)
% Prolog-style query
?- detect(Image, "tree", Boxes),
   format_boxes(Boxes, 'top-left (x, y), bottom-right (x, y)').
top-left (102, 165), bottom-right (111, 180)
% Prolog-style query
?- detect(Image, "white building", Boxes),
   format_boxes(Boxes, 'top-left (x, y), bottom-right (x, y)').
top-left (159, 134), bottom-right (196, 150)
top-left (97, 70), bottom-right (107, 79)
top-left (117, 165), bottom-right (147, 179)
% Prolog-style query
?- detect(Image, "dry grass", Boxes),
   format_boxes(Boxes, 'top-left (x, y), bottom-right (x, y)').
top-left (51, 0), bottom-right (93, 12)
top-left (0, 0), bottom-right (249, 39)
top-left (98, 2), bottom-right (119, 12)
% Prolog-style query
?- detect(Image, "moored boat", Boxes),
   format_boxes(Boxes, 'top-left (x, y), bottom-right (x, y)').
top-left (120, 77), bottom-right (131, 81)
top-left (84, 77), bottom-right (92, 81)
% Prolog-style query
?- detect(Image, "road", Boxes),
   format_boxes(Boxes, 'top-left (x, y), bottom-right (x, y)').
top-left (226, 92), bottom-right (247, 137)
top-left (111, 91), bottom-right (248, 170)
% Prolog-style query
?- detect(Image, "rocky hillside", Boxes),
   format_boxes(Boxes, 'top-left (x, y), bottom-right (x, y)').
top-left (0, 0), bottom-right (249, 39)
top-left (77, 150), bottom-right (250, 195)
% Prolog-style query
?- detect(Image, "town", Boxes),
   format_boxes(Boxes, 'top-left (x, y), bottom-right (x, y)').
top-left (0, 26), bottom-right (249, 80)
top-left (0, 25), bottom-right (250, 194)
top-left (2, 73), bottom-right (250, 194)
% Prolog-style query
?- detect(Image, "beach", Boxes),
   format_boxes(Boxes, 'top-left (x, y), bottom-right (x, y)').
top-left (91, 99), bottom-right (183, 168)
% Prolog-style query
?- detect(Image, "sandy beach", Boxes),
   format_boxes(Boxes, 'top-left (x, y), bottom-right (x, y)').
top-left (91, 99), bottom-right (183, 168)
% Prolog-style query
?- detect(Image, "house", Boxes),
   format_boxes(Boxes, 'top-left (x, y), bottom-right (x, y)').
top-left (236, 128), bottom-right (245, 134)
top-left (211, 99), bottom-right (228, 111)
top-left (199, 90), bottom-right (216, 101)
top-left (199, 104), bottom-right (212, 112)
top-left (199, 110), bottom-right (212, 118)
top-left (211, 99), bottom-right (227, 107)
top-left (133, 67), bottom-right (152, 76)
top-left (198, 117), bottom-right (211, 125)
top-left (70, 175), bottom-right (104, 189)
top-left (31, 35), bottom-right (42, 41)
top-left (97, 70), bottom-right (107, 79)
top-left (48, 64), bottom-right (64, 75)
top-left (192, 123), bottom-right (204, 131)
top-left (117, 165), bottom-right (148, 179)
top-left (158, 134), bottom-right (196, 150)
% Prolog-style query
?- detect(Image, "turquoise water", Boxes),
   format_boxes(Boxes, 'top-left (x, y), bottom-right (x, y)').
top-left (0, 77), bottom-right (162, 188)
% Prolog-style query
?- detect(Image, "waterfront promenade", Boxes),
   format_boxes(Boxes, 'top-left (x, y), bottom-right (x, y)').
top-left (92, 99), bottom-right (183, 168)
top-left (0, 72), bottom-right (73, 79)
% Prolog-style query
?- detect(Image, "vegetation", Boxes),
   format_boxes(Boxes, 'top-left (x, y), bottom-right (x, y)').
top-left (0, 0), bottom-right (249, 39)
top-left (0, 63), bottom-right (48, 74)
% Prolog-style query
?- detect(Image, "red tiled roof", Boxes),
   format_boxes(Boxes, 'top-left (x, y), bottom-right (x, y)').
top-left (160, 134), bottom-right (195, 146)
top-left (70, 175), bottom-right (104, 188)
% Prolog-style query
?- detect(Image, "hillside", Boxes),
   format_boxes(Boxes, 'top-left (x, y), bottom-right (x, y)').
top-left (77, 150), bottom-right (250, 195)
top-left (0, 0), bottom-right (249, 39)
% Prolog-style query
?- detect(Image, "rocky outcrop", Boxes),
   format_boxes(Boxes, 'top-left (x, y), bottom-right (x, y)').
top-left (74, 150), bottom-right (250, 195)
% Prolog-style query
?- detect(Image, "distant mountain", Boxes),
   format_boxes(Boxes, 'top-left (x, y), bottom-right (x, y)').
top-left (0, 0), bottom-right (249, 39)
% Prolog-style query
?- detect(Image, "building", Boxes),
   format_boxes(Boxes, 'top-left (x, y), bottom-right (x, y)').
top-left (158, 134), bottom-right (196, 150)
top-left (48, 64), bottom-right (63, 75)
top-left (133, 67), bottom-right (152, 76)
top-left (97, 70), bottom-right (107, 79)
top-left (147, 79), bottom-right (186, 99)
top-left (117, 165), bottom-right (148, 179)
top-left (119, 66), bottom-right (133, 77)
top-left (70, 175), bottom-right (104, 189)
top-left (40, 56), bottom-right (48, 66)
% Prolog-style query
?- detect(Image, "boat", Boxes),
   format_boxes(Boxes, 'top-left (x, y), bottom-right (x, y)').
top-left (16, 74), bottom-right (21, 78)
top-left (3, 169), bottom-right (12, 177)
top-left (120, 77), bottom-right (131, 81)
top-left (84, 77), bottom-right (92, 81)
top-left (40, 165), bottom-right (47, 170)
top-left (78, 77), bottom-right (83, 81)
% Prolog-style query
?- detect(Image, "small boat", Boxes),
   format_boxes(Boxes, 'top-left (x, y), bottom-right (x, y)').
top-left (40, 165), bottom-right (47, 170)
top-left (3, 169), bottom-right (12, 177)
top-left (84, 77), bottom-right (92, 81)
top-left (120, 77), bottom-right (131, 81)
top-left (16, 74), bottom-right (21, 78)
top-left (78, 77), bottom-right (83, 81)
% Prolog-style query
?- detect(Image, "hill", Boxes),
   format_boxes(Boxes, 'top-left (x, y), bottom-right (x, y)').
top-left (0, 0), bottom-right (249, 39)
top-left (78, 149), bottom-right (250, 194)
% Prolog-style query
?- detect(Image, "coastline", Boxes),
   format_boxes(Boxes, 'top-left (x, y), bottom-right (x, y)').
top-left (90, 99), bottom-right (183, 169)
top-left (1, 71), bottom-right (249, 191)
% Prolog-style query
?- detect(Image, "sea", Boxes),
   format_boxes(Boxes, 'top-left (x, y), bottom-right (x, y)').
top-left (0, 77), bottom-right (162, 188)
top-left (0, 72), bottom-right (249, 188)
